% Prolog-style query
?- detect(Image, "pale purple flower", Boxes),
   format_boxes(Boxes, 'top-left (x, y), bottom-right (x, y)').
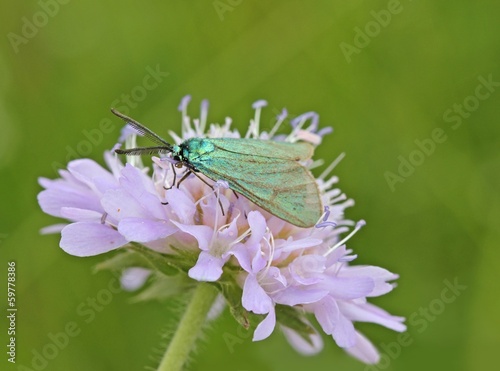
top-left (121, 267), bottom-right (152, 291)
top-left (38, 96), bottom-right (406, 364)
top-left (38, 154), bottom-right (128, 256)
top-left (101, 163), bottom-right (177, 244)
top-left (281, 321), bottom-right (324, 355)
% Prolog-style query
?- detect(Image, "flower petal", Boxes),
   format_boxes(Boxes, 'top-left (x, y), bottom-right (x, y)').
top-left (68, 159), bottom-right (117, 194)
top-left (312, 296), bottom-right (337, 335)
top-left (188, 251), bottom-right (225, 281)
top-left (121, 267), bottom-right (151, 291)
top-left (246, 211), bottom-right (267, 246)
top-left (289, 255), bottom-right (326, 285)
top-left (40, 224), bottom-right (67, 235)
top-left (60, 207), bottom-right (103, 221)
top-left (119, 164), bottom-right (166, 219)
top-left (344, 331), bottom-right (380, 364)
top-left (274, 286), bottom-right (329, 306)
top-left (172, 222), bottom-right (213, 252)
top-left (242, 274), bottom-right (273, 314)
top-left (228, 214), bottom-right (265, 273)
top-left (119, 163), bottom-right (157, 196)
top-left (230, 243), bottom-right (254, 273)
top-left (118, 218), bottom-right (176, 243)
top-left (332, 310), bottom-right (356, 348)
top-left (207, 294), bottom-right (226, 321)
top-left (103, 151), bottom-right (124, 178)
top-left (60, 222), bottom-right (127, 256)
top-left (280, 237), bottom-right (323, 253)
top-left (281, 323), bottom-right (323, 356)
top-left (253, 306), bottom-right (276, 341)
top-left (38, 189), bottom-right (102, 218)
top-left (339, 301), bottom-right (407, 332)
top-left (166, 188), bottom-right (196, 224)
top-left (322, 276), bottom-right (375, 300)
top-left (101, 188), bottom-right (150, 220)
top-left (340, 266), bottom-right (399, 297)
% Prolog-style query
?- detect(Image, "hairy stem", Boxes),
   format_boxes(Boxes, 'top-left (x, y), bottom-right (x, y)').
top-left (157, 283), bottom-right (218, 371)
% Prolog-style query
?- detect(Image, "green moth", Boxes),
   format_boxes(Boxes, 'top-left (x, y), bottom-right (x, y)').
top-left (112, 109), bottom-right (322, 228)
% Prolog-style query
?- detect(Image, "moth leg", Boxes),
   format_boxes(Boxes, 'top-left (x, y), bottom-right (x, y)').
top-left (217, 199), bottom-right (225, 216)
top-left (160, 164), bottom-right (176, 205)
top-left (217, 195), bottom-right (225, 216)
top-left (190, 171), bottom-right (214, 189)
top-left (232, 190), bottom-right (239, 199)
top-left (171, 163), bottom-right (177, 188)
top-left (188, 171), bottom-right (226, 217)
top-left (176, 170), bottom-right (193, 189)
top-left (163, 163), bottom-right (177, 191)
top-left (100, 212), bottom-right (108, 224)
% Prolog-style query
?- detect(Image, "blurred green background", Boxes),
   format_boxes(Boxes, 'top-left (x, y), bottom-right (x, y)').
top-left (1, 1), bottom-right (499, 370)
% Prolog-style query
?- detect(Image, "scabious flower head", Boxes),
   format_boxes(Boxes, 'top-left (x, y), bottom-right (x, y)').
top-left (38, 97), bottom-right (406, 364)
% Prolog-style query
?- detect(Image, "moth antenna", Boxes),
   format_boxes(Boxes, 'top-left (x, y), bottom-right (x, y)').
top-left (115, 146), bottom-right (172, 156)
top-left (111, 108), bottom-right (174, 150)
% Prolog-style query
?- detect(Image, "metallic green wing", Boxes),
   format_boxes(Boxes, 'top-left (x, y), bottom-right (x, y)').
top-left (187, 139), bottom-right (322, 228)
top-left (207, 138), bottom-right (314, 161)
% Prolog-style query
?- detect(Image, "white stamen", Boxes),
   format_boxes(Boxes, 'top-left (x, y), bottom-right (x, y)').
top-left (339, 254), bottom-right (357, 262)
top-left (259, 229), bottom-right (275, 280)
top-left (324, 187), bottom-right (341, 199)
top-left (223, 117), bottom-right (232, 133)
top-left (330, 193), bottom-right (347, 204)
top-left (308, 159), bottom-right (325, 171)
top-left (168, 130), bottom-right (183, 145)
top-left (324, 220), bottom-right (366, 257)
top-left (268, 109), bottom-right (288, 138)
top-left (321, 176), bottom-right (339, 191)
top-left (124, 133), bottom-right (143, 168)
top-left (193, 118), bottom-right (201, 135)
top-left (244, 119), bottom-right (257, 139)
top-left (227, 227), bottom-right (252, 248)
top-left (285, 116), bottom-right (307, 142)
top-left (248, 101), bottom-right (267, 138)
top-left (319, 152), bottom-right (345, 180)
top-left (207, 186), bottom-right (224, 251)
top-left (200, 99), bottom-right (209, 133)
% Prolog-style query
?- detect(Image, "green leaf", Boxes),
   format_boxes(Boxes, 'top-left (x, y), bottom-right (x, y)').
top-left (128, 243), bottom-right (196, 276)
top-left (214, 267), bottom-right (261, 329)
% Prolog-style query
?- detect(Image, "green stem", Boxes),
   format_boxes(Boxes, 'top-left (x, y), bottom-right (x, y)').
top-left (157, 283), bottom-right (218, 371)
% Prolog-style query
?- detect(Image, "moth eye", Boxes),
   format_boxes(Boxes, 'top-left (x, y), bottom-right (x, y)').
top-left (175, 162), bottom-right (183, 168)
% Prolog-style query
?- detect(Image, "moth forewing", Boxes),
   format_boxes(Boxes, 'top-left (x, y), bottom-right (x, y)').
top-left (207, 138), bottom-right (314, 161)
top-left (189, 140), bottom-right (323, 228)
